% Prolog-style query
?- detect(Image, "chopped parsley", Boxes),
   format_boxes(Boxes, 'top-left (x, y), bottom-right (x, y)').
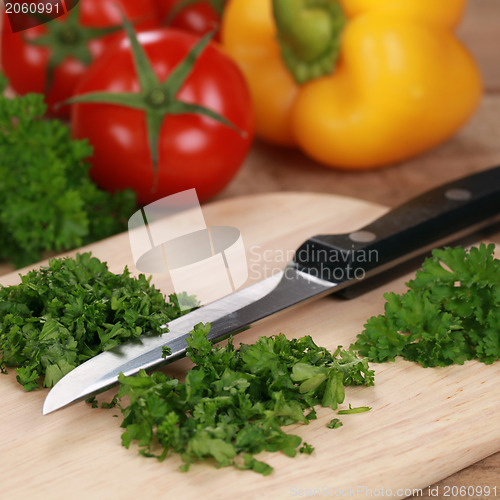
top-left (354, 243), bottom-right (500, 367)
top-left (337, 404), bottom-right (371, 415)
top-left (0, 252), bottom-right (197, 390)
top-left (0, 74), bottom-right (136, 268)
top-left (327, 418), bottom-right (343, 429)
top-left (113, 324), bottom-right (374, 475)
top-left (161, 346), bottom-right (172, 358)
top-left (299, 443), bottom-right (314, 454)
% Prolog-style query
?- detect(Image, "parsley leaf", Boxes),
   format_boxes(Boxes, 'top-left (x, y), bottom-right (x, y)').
top-left (337, 404), bottom-right (371, 415)
top-left (299, 442), bottom-right (314, 454)
top-left (0, 252), bottom-right (197, 390)
top-left (0, 74), bottom-right (136, 268)
top-left (354, 243), bottom-right (500, 367)
top-left (114, 325), bottom-right (374, 474)
top-left (327, 418), bottom-right (343, 429)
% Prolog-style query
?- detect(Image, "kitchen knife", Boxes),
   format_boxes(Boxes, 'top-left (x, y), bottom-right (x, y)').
top-left (43, 165), bottom-right (500, 414)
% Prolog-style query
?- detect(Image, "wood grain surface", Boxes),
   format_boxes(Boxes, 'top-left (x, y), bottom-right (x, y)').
top-left (1, 192), bottom-right (500, 500)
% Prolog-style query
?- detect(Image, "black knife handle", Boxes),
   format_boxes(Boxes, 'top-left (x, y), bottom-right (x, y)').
top-left (293, 166), bottom-right (500, 284)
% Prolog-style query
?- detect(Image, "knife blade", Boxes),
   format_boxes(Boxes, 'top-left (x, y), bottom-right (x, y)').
top-left (43, 165), bottom-right (500, 414)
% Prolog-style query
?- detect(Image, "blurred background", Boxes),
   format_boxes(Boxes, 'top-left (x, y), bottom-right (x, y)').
top-left (218, 0), bottom-right (500, 208)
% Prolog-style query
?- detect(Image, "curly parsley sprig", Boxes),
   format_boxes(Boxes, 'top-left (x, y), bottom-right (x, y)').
top-left (0, 74), bottom-right (136, 268)
top-left (354, 243), bottom-right (500, 367)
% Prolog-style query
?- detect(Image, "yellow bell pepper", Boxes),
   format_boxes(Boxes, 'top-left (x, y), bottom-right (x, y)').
top-left (221, 0), bottom-right (482, 169)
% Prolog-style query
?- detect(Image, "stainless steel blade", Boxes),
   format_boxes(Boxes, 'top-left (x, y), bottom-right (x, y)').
top-left (42, 265), bottom-right (336, 414)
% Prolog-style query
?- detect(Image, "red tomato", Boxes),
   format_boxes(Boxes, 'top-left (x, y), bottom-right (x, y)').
top-left (156, 0), bottom-right (224, 38)
top-left (1, 0), bottom-right (159, 117)
top-left (70, 29), bottom-right (254, 205)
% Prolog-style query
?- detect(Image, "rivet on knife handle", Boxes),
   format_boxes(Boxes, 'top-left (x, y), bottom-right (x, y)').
top-left (294, 166), bottom-right (500, 284)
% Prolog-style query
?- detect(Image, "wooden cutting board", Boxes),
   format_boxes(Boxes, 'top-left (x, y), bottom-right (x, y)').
top-left (1, 193), bottom-right (499, 500)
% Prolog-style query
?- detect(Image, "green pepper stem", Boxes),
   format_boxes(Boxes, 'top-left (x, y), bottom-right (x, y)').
top-left (272, 0), bottom-right (346, 84)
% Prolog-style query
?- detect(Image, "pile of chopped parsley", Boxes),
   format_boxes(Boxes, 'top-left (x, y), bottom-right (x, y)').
top-left (0, 252), bottom-right (196, 390)
top-left (354, 243), bottom-right (500, 367)
top-left (110, 324), bottom-right (374, 475)
top-left (0, 74), bottom-right (136, 268)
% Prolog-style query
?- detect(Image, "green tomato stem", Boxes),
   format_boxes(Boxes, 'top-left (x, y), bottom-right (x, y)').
top-left (146, 88), bottom-right (168, 107)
